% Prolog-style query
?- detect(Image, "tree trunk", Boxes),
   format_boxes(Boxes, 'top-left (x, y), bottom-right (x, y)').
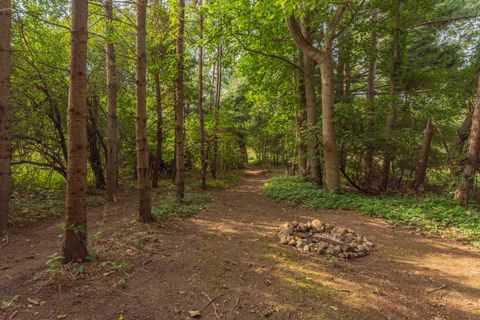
top-left (363, 12), bottom-right (378, 190)
top-left (63, 0), bottom-right (89, 262)
top-left (175, 0), bottom-right (186, 199)
top-left (0, 0), bottom-right (11, 237)
top-left (197, 0), bottom-right (207, 189)
top-left (105, 0), bottom-right (118, 201)
top-left (410, 119), bottom-right (434, 193)
top-left (152, 72), bottom-right (164, 188)
top-left (380, 0), bottom-right (402, 192)
top-left (87, 96), bottom-right (106, 189)
top-left (211, 44), bottom-right (222, 179)
top-left (296, 111), bottom-right (307, 178)
top-left (285, 5), bottom-right (345, 192)
top-left (455, 73), bottom-right (480, 202)
top-left (296, 64), bottom-right (308, 178)
top-left (136, 0), bottom-right (153, 221)
top-left (302, 47), bottom-right (322, 186)
top-left (319, 54), bottom-right (341, 191)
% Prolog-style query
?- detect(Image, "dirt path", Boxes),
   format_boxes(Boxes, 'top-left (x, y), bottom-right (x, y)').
top-left (1, 170), bottom-right (480, 320)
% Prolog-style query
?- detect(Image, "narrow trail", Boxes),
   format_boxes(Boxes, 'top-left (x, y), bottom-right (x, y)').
top-left (1, 170), bottom-right (480, 320)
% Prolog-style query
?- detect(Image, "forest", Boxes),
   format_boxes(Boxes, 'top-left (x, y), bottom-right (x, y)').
top-left (1, 0), bottom-right (480, 319)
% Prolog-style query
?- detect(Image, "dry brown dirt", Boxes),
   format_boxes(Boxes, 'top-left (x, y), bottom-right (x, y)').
top-left (1, 169), bottom-right (480, 320)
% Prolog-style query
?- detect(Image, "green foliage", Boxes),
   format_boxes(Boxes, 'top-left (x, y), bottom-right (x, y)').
top-left (45, 252), bottom-right (64, 271)
top-left (264, 176), bottom-right (480, 242)
top-left (153, 194), bottom-right (212, 221)
top-left (1, 295), bottom-right (20, 311)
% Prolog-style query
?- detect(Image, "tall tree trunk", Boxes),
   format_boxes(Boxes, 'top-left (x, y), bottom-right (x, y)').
top-left (63, 0), bottom-right (89, 262)
top-left (87, 96), bottom-right (106, 189)
top-left (136, 0), bottom-right (152, 221)
top-left (0, 0), bottom-right (11, 236)
top-left (296, 113), bottom-right (307, 177)
top-left (319, 53), bottom-right (341, 191)
top-left (455, 73), bottom-right (480, 202)
top-left (335, 37), bottom-right (345, 103)
top-left (381, 0), bottom-right (402, 192)
top-left (300, 25), bottom-right (322, 186)
top-left (363, 12), bottom-right (378, 190)
top-left (411, 119), bottom-right (434, 193)
top-left (211, 44), bottom-right (222, 179)
top-left (152, 72), bottom-right (163, 188)
top-left (286, 5), bottom-right (345, 192)
top-left (296, 64), bottom-right (308, 178)
top-left (197, 0), bottom-right (207, 189)
top-left (175, 0), bottom-right (186, 199)
top-left (105, 0), bottom-right (118, 201)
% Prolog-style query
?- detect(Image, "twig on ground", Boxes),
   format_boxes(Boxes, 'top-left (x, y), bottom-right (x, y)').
top-left (200, 291), bottom-right (225, 319)
top-left (8, 310), bottom-right (19, 319)
top-left (1, 235), bottom-right (10, 249)
top-left (426, 284), bottom-right (446, 293)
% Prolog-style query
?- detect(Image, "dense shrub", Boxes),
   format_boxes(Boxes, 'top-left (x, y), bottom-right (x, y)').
top-left (263, 176), bottom-right (480, 245)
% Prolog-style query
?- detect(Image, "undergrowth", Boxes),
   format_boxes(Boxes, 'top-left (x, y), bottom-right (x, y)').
top-left (263, 176), bottom-right (480, 246)
top-left (153, 194), bottom-right (212, 222)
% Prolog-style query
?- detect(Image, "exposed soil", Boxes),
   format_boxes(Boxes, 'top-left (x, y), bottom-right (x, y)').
top-left (1, 170), bottom-right (480, 320)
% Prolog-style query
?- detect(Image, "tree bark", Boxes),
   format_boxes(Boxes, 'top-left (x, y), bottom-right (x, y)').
top-left (105, 0), bottom-right (118, 201)
top-left (136, 0), bottom-right (153, 221)
top-left (454, 73), bottom-right (480, 203)
top-left (300, 25), bottom-right (322, 186)
top-left (286, 5), bottom-right (345, 191)
top-left (175, 0), bottom-right (186, 199)
top-left (63, 0), bottom-right (89, 262)
top-left (319, 53), bottom-right (341, 191)
top-left (211, 44), bottom-right (222, 179)
top-left (380, 0), bottom-right (402, 192)
top-left (410, 119), bottom-right (434, 193)
top-left (87, 96), bottom-right (106, 189)
top-left (0, 0), bottom-right (11, 237)
top-left (363, 12), bottom-right (378, 190)
top-left (152, 72), bottom-right (164, 188)
top-left (296, 61), bottom-right (308, 178)
top-left (197, 0), bottom-right (207, 189)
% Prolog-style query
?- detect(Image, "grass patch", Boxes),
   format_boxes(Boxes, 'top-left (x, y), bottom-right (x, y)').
top-left (263, 176), bottom-right (480, 243)
top-left (153, 194), bottom-right (212, 221)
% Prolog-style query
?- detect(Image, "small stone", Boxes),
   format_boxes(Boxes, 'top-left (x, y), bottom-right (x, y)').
top-left (296, 239), bottom-right (303, 249)
top-left (288, 239), bottom-right (296, 246)
top-left (324, 224), bottom-right (334, 232)
top-left (311, 220), bottom-right (324, 231)
top-left (280, 237), bottom-right (288, 244)
top-left (331, 227), bottom-right (348, 237)
top-left (332, 245), bottom-right (341, 255)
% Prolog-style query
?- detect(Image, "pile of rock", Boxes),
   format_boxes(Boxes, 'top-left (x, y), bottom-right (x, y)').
top-left (278, 220), bottom-right (374, 259)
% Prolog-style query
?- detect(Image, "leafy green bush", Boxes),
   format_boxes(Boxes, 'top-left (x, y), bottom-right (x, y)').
top-left (153, 194), bottom-right (212, 221)
top-left (263, 176), bottom-right (480, 244)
